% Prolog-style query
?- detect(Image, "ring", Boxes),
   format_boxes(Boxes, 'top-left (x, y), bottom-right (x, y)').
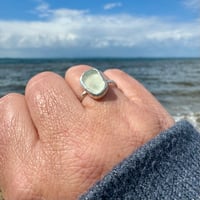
top-left (80, 68), bottom-right (116, 101)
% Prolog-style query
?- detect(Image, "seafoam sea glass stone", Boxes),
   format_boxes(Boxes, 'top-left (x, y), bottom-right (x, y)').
top-left (80, 68), bottom-right (108, 98)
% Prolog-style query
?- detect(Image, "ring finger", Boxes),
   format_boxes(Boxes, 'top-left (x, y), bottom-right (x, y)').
top-left (65, 65), bottom-right (125, 107)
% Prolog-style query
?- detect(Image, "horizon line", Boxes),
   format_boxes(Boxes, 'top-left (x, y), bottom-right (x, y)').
top-left (0, 56), bottom-right (200, 60)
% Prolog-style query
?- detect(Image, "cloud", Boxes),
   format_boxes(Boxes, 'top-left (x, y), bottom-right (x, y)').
top-left (35, 1), bottom-right (51, 17)
top-left (103, 2), bottom-right (122, 10)
top-left (0, 2), bottom-right (199, 57)
top-left (29, 0), bottom-right (51, 18)
top-left (184, 0), bottom-right (200, 12)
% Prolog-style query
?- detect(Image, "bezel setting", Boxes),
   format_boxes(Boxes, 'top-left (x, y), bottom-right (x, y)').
top-left (80, 68), bottom-right (109, 99)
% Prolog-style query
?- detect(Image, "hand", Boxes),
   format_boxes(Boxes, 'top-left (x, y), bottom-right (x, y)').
top-left (0, 65), bottom-right (174, 200)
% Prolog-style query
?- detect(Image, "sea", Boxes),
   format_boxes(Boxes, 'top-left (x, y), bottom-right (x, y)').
top-left (0, 58), bottom-right (200, 129)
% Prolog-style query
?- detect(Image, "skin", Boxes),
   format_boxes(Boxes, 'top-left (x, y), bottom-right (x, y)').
top-left (0, 65), bottom-right (174, 200)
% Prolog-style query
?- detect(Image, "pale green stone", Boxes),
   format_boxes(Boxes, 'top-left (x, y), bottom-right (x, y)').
top-left (81, 69), bottom-right (107, 96)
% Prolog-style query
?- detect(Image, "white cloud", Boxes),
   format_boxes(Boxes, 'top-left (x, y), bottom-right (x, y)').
top-left (103, 2), bottom-right (122, 10)
top-left (36, 1), bottom-right (51, 17)
top-left (29, 0), bottom-right (51, 18)
top-left (184, 0), bottom-right (200, 12)
top-left (0, 3), bottom-right (199, 57)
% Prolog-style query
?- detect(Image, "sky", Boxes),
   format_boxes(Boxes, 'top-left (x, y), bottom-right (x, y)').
top-left (0, 0), bottom-right (199, 58)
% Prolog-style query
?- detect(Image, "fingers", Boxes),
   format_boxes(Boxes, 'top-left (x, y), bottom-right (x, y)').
top-left (65, 65), bottom-right (92, 101)
top-left (104, 69), bottom-right (156, 104)
top-left (0, 93), bottom-right (37, 181)
top-left (65, 65), bottom-right (125, 107)
top-left (0, 93), bottom-right (37, 148)
top-left (104, 69), bottom-right (174, 128)
top-left (25, 72), bottom-right (84, 140)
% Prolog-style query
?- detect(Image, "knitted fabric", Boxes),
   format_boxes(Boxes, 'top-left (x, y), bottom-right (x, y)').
top-left (81, 121), bottom-right (200, 200)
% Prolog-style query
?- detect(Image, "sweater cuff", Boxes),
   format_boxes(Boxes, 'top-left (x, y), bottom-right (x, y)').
top-left (81, 121), bottom-right (200, 199)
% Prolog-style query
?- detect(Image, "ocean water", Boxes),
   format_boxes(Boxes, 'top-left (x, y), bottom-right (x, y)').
top-left (0, 58), bottom-right (200, 129)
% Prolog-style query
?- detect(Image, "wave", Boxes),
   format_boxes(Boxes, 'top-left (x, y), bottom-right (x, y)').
top-left (173, 112), bottom-right (200, 130)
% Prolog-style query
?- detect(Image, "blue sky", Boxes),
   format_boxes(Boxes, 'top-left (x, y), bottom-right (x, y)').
top-left (0, 0), bottom-right (199, 57)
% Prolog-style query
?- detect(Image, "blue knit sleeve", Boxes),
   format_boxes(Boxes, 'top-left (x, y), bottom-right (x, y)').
top-left (80, 121), bottom-right (200, 200)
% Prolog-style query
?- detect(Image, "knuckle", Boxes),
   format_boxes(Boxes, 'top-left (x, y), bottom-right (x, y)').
top-left (25, 72), bottom-right (65, 115)
top-left (25, 71), bottom-right (59, 95)
top-left (25, 72), bottom-right (61, 112)
top-left (0, 93), bottom-right (23, 104)
top-left (0, 94), bottom-right (22, 165)
top-left (32, 87), bottom-right (59, 118)
top-left (0, 93), bottom-right (24, 146)
top-left (0, 93), bottom-right (21, 129)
